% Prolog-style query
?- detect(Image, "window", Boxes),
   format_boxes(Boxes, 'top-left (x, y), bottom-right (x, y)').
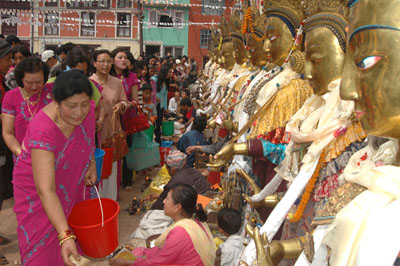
top-left (81, 12), bottom-right (95, 36)
top-left (159, 15), bottom-right (173, 27)
top-left (0, 1), bottom-right (30, 9)
top-left (44, 12), bottom-right (59, 36)
top-left (174, 11), bottom-right (183, 28)
top-left (148, 10), bottom-right (158, 27)
top-left (1, 15), bottom-right (17, 36)
top-left (202, 0), bottom-right (224, 16)
top-left (117, 0), bottom-right (132, 8)
top-left (44, 0), bottom-right (58, 7)
top-left (163, 46), bottom-right (183, 57)
top-left (200, 29), bottom-right (212, 48)
top-left (117, 13), bottom-right (131, 37)
top-left (67, 0), bottom-right (109, 9)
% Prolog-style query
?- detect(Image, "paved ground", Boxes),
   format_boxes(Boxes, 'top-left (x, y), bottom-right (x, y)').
top-left (0, 166), bottom-right (161, 265)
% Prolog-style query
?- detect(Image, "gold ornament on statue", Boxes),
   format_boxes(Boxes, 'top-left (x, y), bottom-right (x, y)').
top-left (303, 0), bottom-right (348, 52)
top-left (264, 0), bottom-right (305, 31)
top-left (289, 50), bottom-right (305, 74)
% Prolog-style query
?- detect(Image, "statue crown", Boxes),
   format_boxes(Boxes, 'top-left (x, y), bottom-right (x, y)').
top-left (303, 0), bottom-right (349, 51)
top-left (264, 0), bottom-right (305, 30)
top-left (220, 16), bottom-right (232, 42)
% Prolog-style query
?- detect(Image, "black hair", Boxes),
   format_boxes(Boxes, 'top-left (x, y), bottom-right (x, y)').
top-left (0, 34), bottom-right (4, 39)
top-left (66, 47), bottom-right (90, 69)
top-left (5, 35), bottom-right (21, 45)
top-left (61, 42), bottom-right (76, 55)
top-left (52, 69), bottom-right (93, 103)
top-left (92, 49), bottom-right (111, 62)
top-left (170, 183), bottom-right (207, 222)
top-left (141, 83), bottom-right (152, 92)
top-left (193, 116), bottom-right (207, 132)
top-left (181, 88), bottom-right (190, 98)
top-left (14, 56), bottom-right (49, 88)
top-left (109, 47), bottom-right (130, 78)
top-left (156, 63), bottom-right (171, 92)
top-left (12, 45), bottom-right (31, 58)
top-left (126, 51), bottom-right (136, 72)
top-left (180, 97), bottom-right (192, 107)
top-left (217, 208), bottom-right (241, 235)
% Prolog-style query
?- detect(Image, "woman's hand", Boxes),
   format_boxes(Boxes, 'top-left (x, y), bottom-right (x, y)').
top-left (113, 101), bottom-right (128, 113)
top-left (96, 118), bottom-right (104, 132)
top-left (61, 238), bottom-right (80, 266)
top-left (84, 159), bottom-right (97, 186)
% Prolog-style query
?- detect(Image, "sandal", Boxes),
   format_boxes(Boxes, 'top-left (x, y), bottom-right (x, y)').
top-left (0, 236), bottom-right (10, 246)
top-left (0, 254), bottom-right (8, 265)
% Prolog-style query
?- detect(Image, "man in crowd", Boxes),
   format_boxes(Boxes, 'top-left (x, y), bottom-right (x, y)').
top-left (151, 150), bottom-right (211, 210)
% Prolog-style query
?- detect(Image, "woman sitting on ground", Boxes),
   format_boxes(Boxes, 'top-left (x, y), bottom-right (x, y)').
top-left (110, 183), bottom-right (216, 266)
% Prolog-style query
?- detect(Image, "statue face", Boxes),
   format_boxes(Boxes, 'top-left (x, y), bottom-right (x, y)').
top-left (304, 27), bottom-right (344, 95)
top-left (246, 34), bottom-right (268, 67)
top-left (232, 38), bottom-right (248, 65)
top-left (263, 17), bottom-right (293, 66)
top-left (219, 42), bottom-right (235, 70)
top-left (340, 0), bottom-right (400, 139)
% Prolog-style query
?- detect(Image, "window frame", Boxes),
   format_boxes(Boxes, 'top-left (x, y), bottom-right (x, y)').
top-left (200, 29), bottom-right (212, 48)
top-left (201, 0), bottom-right (225, 16)
top-left (44, 0), bottom-right (59, 7)
top-left (148, 9), bottom-right (158, 28)
top-left (67, 0), bottom-right (110, 9)
top-left (116, 12), bottom-right (131, 38)
top-left (44, 12), bottom-right (59, 36)
top-left (117, 0), bottom-right (132, 8)
top-left (80, 11), bottom-right (96, 37)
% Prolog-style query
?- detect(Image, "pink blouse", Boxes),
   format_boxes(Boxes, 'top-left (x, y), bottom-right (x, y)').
top-left (133, 226), bottom-right (204, 266)
top-left (1, 86), bottom-right (52, 145)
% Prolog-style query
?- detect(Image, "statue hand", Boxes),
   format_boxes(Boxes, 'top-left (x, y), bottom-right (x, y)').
top-left (206, 143), bottom-right (234, 168)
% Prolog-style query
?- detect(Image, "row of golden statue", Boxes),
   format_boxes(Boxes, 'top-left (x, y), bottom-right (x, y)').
top-left (196, 0), bottom-right (400, 265)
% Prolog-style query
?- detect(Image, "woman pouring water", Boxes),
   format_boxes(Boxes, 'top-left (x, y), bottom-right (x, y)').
top-left (13, 70), bottom-right (97, 266)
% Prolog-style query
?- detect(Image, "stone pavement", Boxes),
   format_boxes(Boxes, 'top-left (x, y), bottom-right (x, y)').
top-left (0, 166), bottom-right (161, 265)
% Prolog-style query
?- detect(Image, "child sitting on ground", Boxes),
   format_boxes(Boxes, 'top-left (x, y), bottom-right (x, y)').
top-left (216, 208), bottom-right (244, 266)
top-left (141, 83), bottom-right (157, 125)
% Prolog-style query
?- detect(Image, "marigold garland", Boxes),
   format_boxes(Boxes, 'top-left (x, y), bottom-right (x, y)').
top-left (242, 7), bottom-right (252, 35)
top-left (288, 151), bottom-right (326, 223)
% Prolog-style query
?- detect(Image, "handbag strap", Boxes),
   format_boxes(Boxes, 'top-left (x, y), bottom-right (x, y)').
top-left (111, 111), bottom-right (123, 134)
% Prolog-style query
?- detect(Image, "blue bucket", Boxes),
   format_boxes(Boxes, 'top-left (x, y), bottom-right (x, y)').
top-left (95, 148), bottom-right (105, 183)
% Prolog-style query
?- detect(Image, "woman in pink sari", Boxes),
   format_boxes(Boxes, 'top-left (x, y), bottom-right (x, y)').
top-left (13, 70), bottom-right (97, 266)
top-left (2, 56), bottom-right (51, 158)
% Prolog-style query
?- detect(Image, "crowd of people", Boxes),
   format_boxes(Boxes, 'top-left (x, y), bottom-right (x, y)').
top-left (0, 34), bottom-right (213, 266)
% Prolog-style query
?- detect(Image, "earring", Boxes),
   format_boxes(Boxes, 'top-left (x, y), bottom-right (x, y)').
top-left (289, 50), bottom-right (305, 74)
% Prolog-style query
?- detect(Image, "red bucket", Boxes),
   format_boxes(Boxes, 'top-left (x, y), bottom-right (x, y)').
top-left (159, 147), bottom-right (172, 166)
top-left (208, 171), bottom-right (221, 185)
top-left (101, 148), bottom-right (114, 179)
top-left (68, 198), bottom-right (120, 258)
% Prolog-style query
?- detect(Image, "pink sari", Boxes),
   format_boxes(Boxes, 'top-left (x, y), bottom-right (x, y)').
top-left (13, 102), bottom-right (96, 265)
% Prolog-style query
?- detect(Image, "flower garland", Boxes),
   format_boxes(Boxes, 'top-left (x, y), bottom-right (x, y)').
top-left (242, 7), bottom-right (252, 35)
top-left (287, 151), bottom-right (326, 223)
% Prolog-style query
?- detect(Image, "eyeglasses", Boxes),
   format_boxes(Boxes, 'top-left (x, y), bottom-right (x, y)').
top-left (96, 60), bottom-right (112, 65)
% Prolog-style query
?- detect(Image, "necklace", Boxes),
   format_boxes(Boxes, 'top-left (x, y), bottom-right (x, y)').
top-left (19, 87), bottom-right (42, 120)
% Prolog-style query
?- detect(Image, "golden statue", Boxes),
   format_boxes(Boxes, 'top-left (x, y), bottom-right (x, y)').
top-left (230, 7), bottom-right (249, 66)
top-left (219, 17), bottom-right (236, 71)
top-left (317, 0), bottom-right (400, 265)
top-left (264, 0), bottom-right (305, 67)
top-left (245, 3), bottom-right (269, 68)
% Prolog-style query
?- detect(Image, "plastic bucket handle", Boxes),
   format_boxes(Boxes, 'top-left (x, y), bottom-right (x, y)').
top-left (83, 185), bottom-right (104, 227)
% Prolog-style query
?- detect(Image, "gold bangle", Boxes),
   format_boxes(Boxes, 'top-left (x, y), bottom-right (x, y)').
top-left (15, 148), bottom-right (21, 156)
top-left (59, 235), bottom-right (76, 246)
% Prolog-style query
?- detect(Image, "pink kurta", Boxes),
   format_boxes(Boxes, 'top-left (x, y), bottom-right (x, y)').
top-left (13, 102), bottom-right (95, 265)
top-left (1, 86), bottom-right (52, 145)
top-left (90, 74), bottom-right (127, 142)
top-left (133, 221), bottom-right (206, 266)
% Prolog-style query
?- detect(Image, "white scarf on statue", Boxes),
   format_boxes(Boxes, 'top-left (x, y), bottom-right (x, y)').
top-left (239, 79), bottom-right (354, 266)
top-left (277, 79), bottom-right (354, 182)
top-left (323, 139), bottom-right (400, 266)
